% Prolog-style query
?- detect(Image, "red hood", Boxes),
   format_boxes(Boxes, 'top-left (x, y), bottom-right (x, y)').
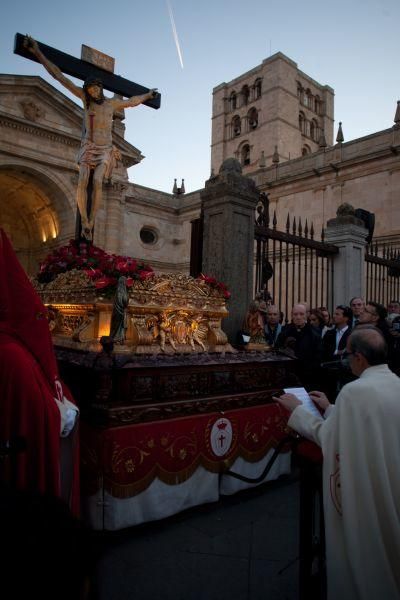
top-left (0, 229), bottom-right (61, 398)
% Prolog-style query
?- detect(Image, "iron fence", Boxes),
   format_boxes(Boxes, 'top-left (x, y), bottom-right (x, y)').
top-left (255, 193), bottom-right (338, 321)
top-left (365, 242), bottom-right (400, 305)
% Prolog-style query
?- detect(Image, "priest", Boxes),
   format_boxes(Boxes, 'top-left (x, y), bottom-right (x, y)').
top-left (275, 326), bottom-right (400, 600)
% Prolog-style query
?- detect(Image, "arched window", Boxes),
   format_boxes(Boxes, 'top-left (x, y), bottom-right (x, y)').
top-left (314, 95), bottom-right (321, 115)
top-left (241, 85), bottom-right (250, 106)
top-left (248, 107), bottom-right (258, 130)
top-left (310, 119), bottom-right (319, 142)
top-left (241, 144), bottom-right (251, 166)
top-left (254, 78), bottom-right (262, 100)
top-left (302, 145), bottom-right (311, 156)
top-left (297, 82), bottom-right (303, 99)
top-left (299, 111), bottom-right (306, 134)
top-left (307, 91), bottom-right (314, 112)
top-left (303, 88), bottom-right (313, 110)
top-left (232, 115), bottom-right (241, 137)
top-left (230, 91), bottom-right (237, 111)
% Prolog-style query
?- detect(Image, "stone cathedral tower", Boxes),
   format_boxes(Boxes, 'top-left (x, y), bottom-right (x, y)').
top-left (211, 52), bottom-right (334, 174)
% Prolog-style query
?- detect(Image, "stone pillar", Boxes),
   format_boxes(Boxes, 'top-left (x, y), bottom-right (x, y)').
top-left (324, 205), bottom-right (369, 307)
top-left (104, 182), bottom-right (127, 254)
top-left (200, 158), bottom-right (259, 342)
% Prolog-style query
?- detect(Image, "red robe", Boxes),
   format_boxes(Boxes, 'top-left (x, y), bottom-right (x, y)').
top-left (0, 230), bottom-right (79, 514)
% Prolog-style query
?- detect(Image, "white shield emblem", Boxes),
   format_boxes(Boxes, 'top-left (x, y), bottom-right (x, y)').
top-left (210, 418), bottom-right (233, 457)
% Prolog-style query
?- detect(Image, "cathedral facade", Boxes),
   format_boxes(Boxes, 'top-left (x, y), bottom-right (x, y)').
top-left (1, 54), bottom-right (399, 279)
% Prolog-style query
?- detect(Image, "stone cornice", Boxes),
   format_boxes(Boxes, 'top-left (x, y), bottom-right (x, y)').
top-left (125, 195), bottom-right (179, 216)
top-left (0, 113), bottom-right (80, 147)
top-left (253, 130), bottom-right (400, 190)
top-left (0, 140), bottom-right (78, 174)
top-left (265, 150), bottom-right (400, 192)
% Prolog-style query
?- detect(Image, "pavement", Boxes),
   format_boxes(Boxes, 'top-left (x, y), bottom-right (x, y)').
top-left (92, 470), bottom-right (300, 600)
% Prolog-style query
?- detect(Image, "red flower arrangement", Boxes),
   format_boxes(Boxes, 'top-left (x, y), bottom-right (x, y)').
top-left (37, 239), bottom-right (154, 293)
top-left (197, 273), bottom-right (231, 299)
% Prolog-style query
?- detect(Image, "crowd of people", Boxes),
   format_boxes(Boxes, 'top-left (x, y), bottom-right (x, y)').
top-left (242, 296), bottom-right (400, 397)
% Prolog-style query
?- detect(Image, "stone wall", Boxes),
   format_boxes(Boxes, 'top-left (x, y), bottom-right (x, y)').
top-left (253, 126), bottom-right (400, 242)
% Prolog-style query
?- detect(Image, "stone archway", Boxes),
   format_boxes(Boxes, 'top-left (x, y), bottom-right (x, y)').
top-left (0, 164), bottom-right (75, 275)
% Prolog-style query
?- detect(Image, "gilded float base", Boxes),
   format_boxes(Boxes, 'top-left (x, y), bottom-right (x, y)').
top-left (35, 272), bottom-right (235, 355)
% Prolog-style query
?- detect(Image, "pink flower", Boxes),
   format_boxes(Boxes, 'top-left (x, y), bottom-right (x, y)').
top-left (139, 270), bottom-right (154, 280)
top-left (84, 268), bottom-right (102, 279)
top-left (94, 277), bottom-right (111, 289)
top-left (115, 260), bottom-right (130, 274)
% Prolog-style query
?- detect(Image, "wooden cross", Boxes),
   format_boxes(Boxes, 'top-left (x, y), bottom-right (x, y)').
top-left (14, 33), bottom-right (161, 109)
top-left (14, 33), bottom-right (161, 242)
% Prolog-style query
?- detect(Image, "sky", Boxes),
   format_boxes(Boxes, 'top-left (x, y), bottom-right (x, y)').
top-left (1, 0), bottom-right (399, 193)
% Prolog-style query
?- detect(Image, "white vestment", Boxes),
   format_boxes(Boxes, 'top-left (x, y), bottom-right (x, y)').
top-left (289, 364), bottom-right (400, 600)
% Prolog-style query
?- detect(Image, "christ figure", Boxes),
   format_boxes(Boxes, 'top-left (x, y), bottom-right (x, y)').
top-left (25, 36), bottom-right (158, 241)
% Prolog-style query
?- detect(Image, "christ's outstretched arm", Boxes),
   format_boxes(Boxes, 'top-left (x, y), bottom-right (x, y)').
top-left (24, 36), bottom-right (84, 101)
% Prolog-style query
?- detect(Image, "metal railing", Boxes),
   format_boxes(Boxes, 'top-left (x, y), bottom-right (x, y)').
top-left (255, 194), bottom-right (338, 320)
top-left (365, 242), bottom-right (400, 304)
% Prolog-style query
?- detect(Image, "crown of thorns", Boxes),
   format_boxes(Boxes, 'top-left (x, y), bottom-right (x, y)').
top-left (83, 77), bottom-right (103, 89)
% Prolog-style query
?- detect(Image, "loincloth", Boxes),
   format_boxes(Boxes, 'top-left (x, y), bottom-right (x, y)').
top-left (77, 142), bottom-right (122, 179)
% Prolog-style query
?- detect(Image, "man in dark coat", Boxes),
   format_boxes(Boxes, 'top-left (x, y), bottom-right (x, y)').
top-left (264, 304), bottom-right (282, 347)
top-left (322, 305), bottom-right (353, 362)
top-left (322, 305), bottom-right (353, 400)
top-left (276, 303), bottom-right (322, 389)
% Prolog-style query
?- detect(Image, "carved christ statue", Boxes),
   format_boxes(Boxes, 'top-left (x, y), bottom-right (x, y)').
top-left (25, 36), bottom-right (158, 241)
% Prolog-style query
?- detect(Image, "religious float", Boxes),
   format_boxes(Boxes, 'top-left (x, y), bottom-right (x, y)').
top-left (18, 28), bottom-right (298, 530)
top-left (34, 240), bottom-right (233, 355)
top-left (33, 240), bottom-right (299, 530)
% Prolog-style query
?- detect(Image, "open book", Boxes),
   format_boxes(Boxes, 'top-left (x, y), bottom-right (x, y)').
top-left (284, 387), bottom-right (322, 418)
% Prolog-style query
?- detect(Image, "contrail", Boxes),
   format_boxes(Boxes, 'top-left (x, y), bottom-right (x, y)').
top-left (166, 0), bottom-right (184, 69)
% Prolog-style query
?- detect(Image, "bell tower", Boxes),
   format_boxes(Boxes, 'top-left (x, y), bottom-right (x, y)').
top-left (211, 52), bottom-right (334, 175)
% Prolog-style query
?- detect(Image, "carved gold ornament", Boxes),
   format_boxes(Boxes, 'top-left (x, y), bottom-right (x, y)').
top-left (34, 272), bottom-right (234, 354)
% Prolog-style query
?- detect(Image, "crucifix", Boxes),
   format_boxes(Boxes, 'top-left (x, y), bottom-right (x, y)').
top-left (14, 33), bottom-right (160, 242)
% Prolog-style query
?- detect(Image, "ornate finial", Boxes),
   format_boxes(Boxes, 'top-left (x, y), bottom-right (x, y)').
top-left (173, 178), bottom-right (185, 195)
top-left (394, 101), bottom-right (400, 128)
top-left (336, 122), bottom-right (344, 143)
top-left (336, 203), bottom-right (355, 217)
top-left (259, 150), bottom-right (266, 168)
top-left (272, 145), bottom-right (280, 164)
top-left (318, 129), bottom-right (327, 148)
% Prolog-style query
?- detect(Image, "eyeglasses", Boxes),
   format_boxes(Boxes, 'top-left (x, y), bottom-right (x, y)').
top-left (363, 308), bottom-right (377, 316)
top-left (341, 351), bottom-right (354, 360)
